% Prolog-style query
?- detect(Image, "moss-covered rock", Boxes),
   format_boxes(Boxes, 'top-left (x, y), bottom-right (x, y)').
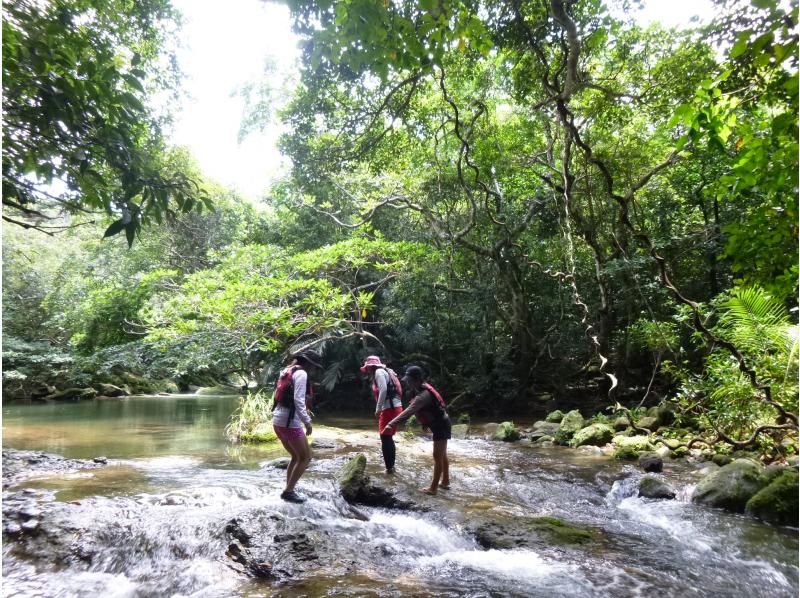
top-left (470, 515), bottom-right (601, 550)
top-left (492, 421), bottom-right (521, 442)
top-left (612, 435), bottom-right (654, 460)
top-left (636, 416), bottom-right (658, 431)
top-left (545, 410), bottom-right (565, 423)
top-left (692, 459), bottom-right (764, 513)
top-left (745, 469), bottom-right (799, 526)
top-left (569, 423), bottom-right (614, 447)
top-left (195, 386), bottom-right (241, 396)
top-left (338, 454), bottom-right (369, 502)
top-left (554, 410), bottom-right (585, 445)
top-left (612, 416), bottom-right (629, 431)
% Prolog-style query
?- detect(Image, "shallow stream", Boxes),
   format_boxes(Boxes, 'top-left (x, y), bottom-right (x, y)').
top-left (2, 395), bottom-right (797, 597)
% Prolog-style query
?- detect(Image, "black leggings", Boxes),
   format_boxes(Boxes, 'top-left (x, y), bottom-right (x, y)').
top-left (380, 434), bottom-right (396, 470)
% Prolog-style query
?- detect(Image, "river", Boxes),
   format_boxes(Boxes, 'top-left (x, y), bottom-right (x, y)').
top-left (2, 395), bottom-right (798, 597)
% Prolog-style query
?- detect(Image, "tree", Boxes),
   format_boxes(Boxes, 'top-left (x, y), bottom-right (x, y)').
top-left (2, 0), bottom-right (212, 242)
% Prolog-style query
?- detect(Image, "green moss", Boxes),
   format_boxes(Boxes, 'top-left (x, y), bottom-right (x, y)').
top-left (492, 421), bottom-right (520, 442)
top-left (529, 516), bottom-right (597, 545)
top-left (569, 423), bottom-right (614, 447)
top-left (545, 410), bottom-right (565, 423)
top-left (241, 429), bottom-right (279, 444)
top-left (745, 469), bottom-right (799, 526)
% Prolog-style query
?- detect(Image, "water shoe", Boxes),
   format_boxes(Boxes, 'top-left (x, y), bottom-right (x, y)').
top-left (280, 490), bottom-right (306, 503)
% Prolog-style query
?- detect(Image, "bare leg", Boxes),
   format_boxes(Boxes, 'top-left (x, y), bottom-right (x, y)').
top-left (440, 440), bottom-right (450, 488)
top-left (422, 440), bottom-right (447, 494)
top-left (284, 434), bottom-right (311, 491)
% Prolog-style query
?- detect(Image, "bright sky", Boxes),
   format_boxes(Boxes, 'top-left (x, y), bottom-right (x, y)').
top-left (168, 0), bottom-right (717, 202)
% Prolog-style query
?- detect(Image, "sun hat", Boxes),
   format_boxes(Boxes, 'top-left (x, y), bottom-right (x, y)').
top-left (359, 355), bottom-right (386, 373)
top-left (295, 349), bottom-right (323, 368)
top-left (401, 365), bottom-right (425, 384)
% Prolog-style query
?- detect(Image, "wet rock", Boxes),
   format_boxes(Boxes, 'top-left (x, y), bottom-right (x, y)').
top-left (226, 540), bottom-right (274, 578)
top-left (638, 475), bottom-right (677, 500)
top-left (745, 469), bottom-right (799, 526)
top-left (638, 452), bottom-right (663, 473)
top-left (19, 506), bottom-right (42, 520)
top-left (311, 439), bottom-right (335, 449)
top-left (337, 454), bottom-right (416, 509)
top-left (569, 423), bottom-right (614, 448)
top-left (4, 522), bottom-right (23, 536)
top-left (3, 449), bottom-right (106, 489)
top-left (225, 518), bottom-right (252, 546)
top-left (492, 421), bottom-right (520, 442)
top-left (93, 456), bottom-right (108, 464)
top-left (692, 458), bottom-right (765, 513)
top-left (469, 515), bottom-right (601, 550)
top-left (263, 458), bottom-right (290, 470)
top-left (481, 423), bottom-right (499, 439)
top-left (21, 519), bottom-right (40, 533)
top-left (554, 410), bottom-right (585, 445)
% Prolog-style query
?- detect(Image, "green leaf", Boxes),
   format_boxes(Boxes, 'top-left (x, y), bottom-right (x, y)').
top-left (103, 219), bottom-right (126, 238)
top-left (125, 222), bottom-right (136, 248)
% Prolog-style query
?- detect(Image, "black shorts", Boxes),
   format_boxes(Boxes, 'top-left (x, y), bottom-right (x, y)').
top-left (430, 418), bottom-right (451, 441)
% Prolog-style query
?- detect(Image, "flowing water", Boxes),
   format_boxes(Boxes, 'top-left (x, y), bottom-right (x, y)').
top-left (2, 395), bottom-right (797, 597)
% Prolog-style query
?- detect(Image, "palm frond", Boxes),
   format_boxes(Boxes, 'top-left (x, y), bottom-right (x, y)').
top-left (719, 286), bottom-right (791, 352)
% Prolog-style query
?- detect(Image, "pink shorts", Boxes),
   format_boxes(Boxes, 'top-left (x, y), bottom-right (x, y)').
top-left (273, 425), bottom-right (306, 442)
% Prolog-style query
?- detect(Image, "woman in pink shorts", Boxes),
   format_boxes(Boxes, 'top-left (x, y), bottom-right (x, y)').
top-left (272, 350), bottom-right (323, 503)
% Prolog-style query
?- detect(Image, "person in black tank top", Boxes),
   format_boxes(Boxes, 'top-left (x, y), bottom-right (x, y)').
top-left (382, 365), bottom-right (451, 495)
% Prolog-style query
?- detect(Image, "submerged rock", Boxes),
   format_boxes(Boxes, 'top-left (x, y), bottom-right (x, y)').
top-left (745, 469), bottom-right (799, 526)
top-left (450, 423), bottom-right (469, 439)
top-left (692, 459), bottom-right (764, 513)
top-left (470, 515), bottom-right (601, 550)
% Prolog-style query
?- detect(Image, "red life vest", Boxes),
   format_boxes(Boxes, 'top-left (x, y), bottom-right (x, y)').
top-left (415, 382), bottom-right (447, 427)
top-left (272, 365), bottom-right (313, 417)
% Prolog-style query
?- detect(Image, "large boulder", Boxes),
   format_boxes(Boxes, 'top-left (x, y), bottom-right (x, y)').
top-left (612, 435), bottom-right (654, 460)
top-left (569, 423), bottom-right (614, 448)
top-left (636, 416), bottom-right (659, 431)
top-left (692, 459), bottom-right (764, 513)
top-left (492, 421), bottom-right (520, 442)
top-left (638, 475), bottom-right (677, 500)
top-left (554, 410), bottom-right (585, 445)
top-left (745, 469), bottom-right (799, 526)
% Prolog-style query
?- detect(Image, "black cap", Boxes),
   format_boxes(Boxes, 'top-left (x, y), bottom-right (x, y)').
top-left (295, 350), bottom-right (323, 368)
top-left (401, 365), bottom-right (424, 384)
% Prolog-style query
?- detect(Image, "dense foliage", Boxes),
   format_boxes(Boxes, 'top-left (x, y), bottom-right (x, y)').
top-left (2, 0), bottom-right (797, 456)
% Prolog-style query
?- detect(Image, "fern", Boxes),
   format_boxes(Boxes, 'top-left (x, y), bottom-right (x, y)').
top-left (719, 286), bottom-right (792, 355)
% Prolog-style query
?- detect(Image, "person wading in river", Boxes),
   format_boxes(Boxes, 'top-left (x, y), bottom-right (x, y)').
top-left (271, 350), bottom-right (323, 503)
top-left (360, 355), bottom-right (404, 474)
top-left (382, 365), bottom-right (451, 494)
